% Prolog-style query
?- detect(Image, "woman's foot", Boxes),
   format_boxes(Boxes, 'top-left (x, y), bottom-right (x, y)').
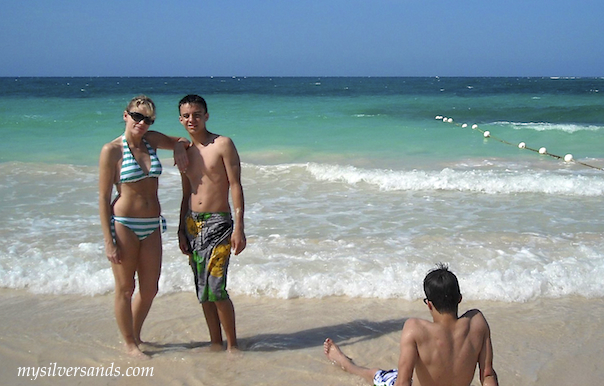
top-left (125, 342), bottom-right (150, 360)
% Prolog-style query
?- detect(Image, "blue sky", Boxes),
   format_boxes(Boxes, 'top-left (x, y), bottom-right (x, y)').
top-left (1, 0), bottom-right (603, 77)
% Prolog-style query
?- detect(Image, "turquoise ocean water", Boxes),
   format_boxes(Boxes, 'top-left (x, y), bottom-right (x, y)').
top-left (1, 77), bottom-right (603, 301)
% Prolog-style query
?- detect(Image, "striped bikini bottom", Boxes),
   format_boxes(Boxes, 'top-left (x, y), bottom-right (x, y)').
top-left (111, 215), bottom-right (167, 241)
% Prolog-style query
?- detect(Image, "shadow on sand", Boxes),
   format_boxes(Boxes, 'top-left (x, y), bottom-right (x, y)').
top-left (240, 317), bottom-right (407, 352)
top-left (143, 318), bottom-right (407, 355)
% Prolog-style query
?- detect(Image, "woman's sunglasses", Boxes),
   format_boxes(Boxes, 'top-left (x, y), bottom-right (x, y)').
top-left (127, 111), bottom-right (155, 125)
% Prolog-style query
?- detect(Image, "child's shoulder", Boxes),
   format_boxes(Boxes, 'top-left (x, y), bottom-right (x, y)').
top-left (403, 317), bottom-right (431, 331)
top-left (461, 309), bottom-right (485, 320)
top-left (212, 133), bottom-right (235, 147)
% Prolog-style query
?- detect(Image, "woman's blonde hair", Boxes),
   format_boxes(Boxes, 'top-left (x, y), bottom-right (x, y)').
top-left (126, 95), bottom-right (156, 119)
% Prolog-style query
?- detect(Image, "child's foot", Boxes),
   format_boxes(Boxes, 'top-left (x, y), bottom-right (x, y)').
top-left (323, 338), bottom-right (352, 370)
top-left (227, 346), bottom-right (243, 358)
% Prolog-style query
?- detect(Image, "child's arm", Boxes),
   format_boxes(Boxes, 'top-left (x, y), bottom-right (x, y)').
top-left (223, 137), bottom-right (246, 255)
top-left (178, 172), bottom-right (193, 257)
top-left (394, 319), bottom-right (419, 386)
top-left (477, 313), bottom-right (498, 386)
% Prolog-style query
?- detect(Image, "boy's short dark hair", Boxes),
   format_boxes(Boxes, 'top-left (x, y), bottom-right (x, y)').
top-left (423, 263), bottom-right (461, 314)
top-left (178, 94), bottom-right (208, 114)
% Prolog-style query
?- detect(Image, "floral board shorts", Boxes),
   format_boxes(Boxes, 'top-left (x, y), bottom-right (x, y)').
top-left (185, 211), bottom-right (233, 303)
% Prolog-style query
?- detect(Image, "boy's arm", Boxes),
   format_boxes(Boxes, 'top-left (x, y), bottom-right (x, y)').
top-left (477, 313), bottom-right (499, 386)
top-left (222, 137), bottom-right (246, 255)
top-left (394, 319), bottom-right (419, 386)
top-left (144, 130), bottom-right (190, 172)
top-left (178, 172), bottom-right (193, 257)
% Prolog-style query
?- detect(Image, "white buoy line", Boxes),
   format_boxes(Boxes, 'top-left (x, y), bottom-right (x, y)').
top-left (435, 116), bottom-right (603, 171)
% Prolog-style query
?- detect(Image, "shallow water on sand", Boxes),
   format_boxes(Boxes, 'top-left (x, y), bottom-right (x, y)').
top-left (1, 290), bottom-right (603, 386)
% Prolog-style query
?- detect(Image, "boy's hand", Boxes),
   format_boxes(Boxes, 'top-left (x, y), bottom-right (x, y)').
top-left (178, 231), bottom-right (192, 256)
top-left (231, 229), bottom-right (246, 255)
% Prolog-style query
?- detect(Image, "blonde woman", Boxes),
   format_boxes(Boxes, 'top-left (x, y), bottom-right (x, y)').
top-left (99, 95), bottom-right (188, 358)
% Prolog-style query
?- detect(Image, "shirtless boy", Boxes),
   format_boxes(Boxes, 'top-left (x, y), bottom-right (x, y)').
top-left (324, 264), bottom-right (498, 386)
top-left (177, 94), bottom-right (246, 352)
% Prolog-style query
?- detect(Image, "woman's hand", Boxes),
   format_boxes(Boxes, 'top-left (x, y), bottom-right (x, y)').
top-left (105, 241), bottom-right (121, 264)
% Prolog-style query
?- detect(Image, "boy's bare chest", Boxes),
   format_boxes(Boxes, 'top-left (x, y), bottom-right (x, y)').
top-left (188, 148), bottom-right (225, 178)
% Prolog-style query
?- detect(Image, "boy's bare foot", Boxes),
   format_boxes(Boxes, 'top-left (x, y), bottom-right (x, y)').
top-left (227, 346), bottom-right (243, 359)
top-left (192, 343), bottom-right (224, 353)
top-left (324, 338), bottom-right (352, 370)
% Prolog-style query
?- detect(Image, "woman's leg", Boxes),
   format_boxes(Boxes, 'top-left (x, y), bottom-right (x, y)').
top-left (132, 228), bottom-right (162, 344)
top-left (111, 222), bottom-right (144, 357)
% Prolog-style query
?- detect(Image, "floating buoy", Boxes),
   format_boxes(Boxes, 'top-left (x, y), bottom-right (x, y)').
top-left (436, 114), bottom-right (603, 171)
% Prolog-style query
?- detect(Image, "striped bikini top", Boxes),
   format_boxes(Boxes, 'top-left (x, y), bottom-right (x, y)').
top-left (119, 135), bottom-right (162, 183)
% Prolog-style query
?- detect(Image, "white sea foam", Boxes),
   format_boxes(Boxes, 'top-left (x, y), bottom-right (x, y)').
top-left (494, 121), bottom-right (603, 133)
top-left (305, 162), bottom-right (604, 196)
top-left (1, 161), bottom-right (603, 302)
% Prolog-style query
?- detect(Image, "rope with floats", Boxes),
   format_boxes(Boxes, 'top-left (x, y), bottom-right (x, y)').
top-left (435, 116), bottom-right (604, 172)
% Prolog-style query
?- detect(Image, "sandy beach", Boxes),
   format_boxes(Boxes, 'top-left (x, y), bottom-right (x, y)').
top-left (1, 288), bottom-right (602, 386)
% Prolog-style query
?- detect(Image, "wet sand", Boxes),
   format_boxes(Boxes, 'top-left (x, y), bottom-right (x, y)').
top-left (1, 289), bottom-right (602, 385)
